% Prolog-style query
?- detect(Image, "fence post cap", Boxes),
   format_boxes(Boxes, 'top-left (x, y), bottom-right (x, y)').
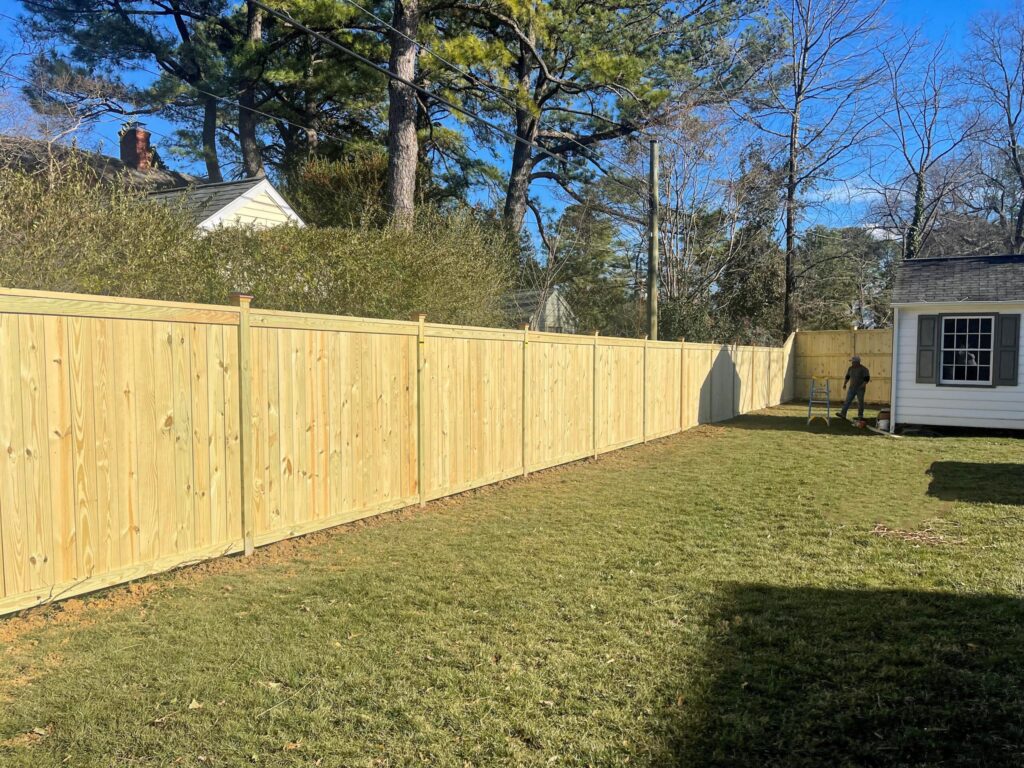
top-left (230, 292), bottom-right (254, 307)
top-left (520, 323), bottom-right (530, 331)
top-left (678, 336), bottom-right (686, 343)
top-left (410, 311), bottom-right (427, 322)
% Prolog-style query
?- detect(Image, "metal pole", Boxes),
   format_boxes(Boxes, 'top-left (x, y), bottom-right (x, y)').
top-left (647, 139), bottom-right (659, 341)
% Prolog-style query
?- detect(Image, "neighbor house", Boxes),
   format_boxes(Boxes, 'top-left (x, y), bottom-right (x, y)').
top-left (0, 124), bottom-right (303, 229)
top-left (504, 287), bottom-right (577, 333)
top-left (890, 254), bottom-right (1023, 430)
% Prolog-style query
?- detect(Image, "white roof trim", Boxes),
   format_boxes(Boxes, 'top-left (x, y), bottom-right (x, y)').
top-left (196, 177), bottom-right (306, 230)
top-left (890, 299), bottom-right (1024, 307)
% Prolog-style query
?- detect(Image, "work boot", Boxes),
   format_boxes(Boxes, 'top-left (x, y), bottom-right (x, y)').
top-left (836, 411), bottom-right (846, 420)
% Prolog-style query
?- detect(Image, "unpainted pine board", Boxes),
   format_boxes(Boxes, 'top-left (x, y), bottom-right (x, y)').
top-left (151, 322), bottom-right (178, 559)
top-left (291, 329), bottom-right (310, 524)
top-left (206, 325), bottom-right (229, 547)
top-left (314, 331), bottom-right (331, 519)
top-left (43, 315), bottom-right (78, 583)
top-left (400, 335), bottom-right (416, 500)
top-left (339, 332), bottom-right (355, 514)
top-left (265, 329), bottom-right (283, 530)
top-left (276, 329), bottom-right (297, 527)
top-left (89, 318), bottom-right (120, 574)
top-left (18, 314), bottom-right (56, 590)
top-left (223, 325), bottom-right (243, 541)
top-left (69, 317), bottom-right (101, 578)
top-left (0, 313), bottom-right (28, 597)
top-left (131, 322), bottom-right (159, 562)
top-left (190, 324), bottom-right (213, 549)
top-left (250, 328), bottom-right (268, 535)
top-left (111, 320), bottom-right (140, 566)
top-left (170, 323), bottom-right (196, 555)
top-left (327, 332), bottom-right (343, 519)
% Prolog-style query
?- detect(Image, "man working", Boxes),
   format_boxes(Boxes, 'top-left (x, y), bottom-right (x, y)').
top-left (838, 355), bottom-right (870, 420)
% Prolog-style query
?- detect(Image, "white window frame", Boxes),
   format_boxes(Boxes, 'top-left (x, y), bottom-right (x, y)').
top-left (939, 314), bottom-right (995, 386)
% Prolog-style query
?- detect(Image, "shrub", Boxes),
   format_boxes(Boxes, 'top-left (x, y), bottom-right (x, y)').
top-left (0, 160), bottom-right (513, 327)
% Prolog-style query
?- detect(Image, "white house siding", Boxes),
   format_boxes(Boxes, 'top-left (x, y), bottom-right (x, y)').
top-left (224, 190), bottom-right (295, 227)
top-left (894, 302), bottom-right (1024, 429)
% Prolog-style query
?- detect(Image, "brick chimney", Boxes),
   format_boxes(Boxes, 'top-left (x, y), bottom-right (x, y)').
top-left (119, 122), bottom-right (153, 171)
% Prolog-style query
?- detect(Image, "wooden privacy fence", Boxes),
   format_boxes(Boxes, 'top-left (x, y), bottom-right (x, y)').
top-left (0, 286), bottom-right (796, 616)
top-left (793, 329), bottom-right (893, 404)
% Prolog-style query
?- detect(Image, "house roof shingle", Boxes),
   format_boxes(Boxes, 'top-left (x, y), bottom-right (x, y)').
top-left (892, 254), bottom-right (1024, 305)
top-left (0, 135), bottom-right (201, 190)
top-left (147, 177), bottom-right (265, 226)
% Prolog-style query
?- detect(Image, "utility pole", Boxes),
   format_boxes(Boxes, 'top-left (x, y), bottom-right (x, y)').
top-left (647, 139), bottom-right (659, 340)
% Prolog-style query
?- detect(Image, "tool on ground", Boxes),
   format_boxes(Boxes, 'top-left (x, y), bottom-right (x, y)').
top-left (807, 376), bottom-right (831, 425)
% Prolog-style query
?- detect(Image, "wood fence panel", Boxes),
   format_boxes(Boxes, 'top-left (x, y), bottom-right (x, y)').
top-left (250, 325), bottom-right (419, 543)
top-left (645, 343), bottom-right (681, 439)
top-left (682, 345), bottom-right (714, 428)
top-left (423, 330), bottom-right (522, 500)
top-left (0, 308), bottom-right (244, 617)
top-left (794, 329), bottom-right (893, 403)
top-left (596, 342), bottom-right (643, 451)
top-left (527, 336), bottom-right (593, 471)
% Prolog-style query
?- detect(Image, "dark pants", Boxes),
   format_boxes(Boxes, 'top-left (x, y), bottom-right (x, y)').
top-left (840, 386), bottom-right (865, 419)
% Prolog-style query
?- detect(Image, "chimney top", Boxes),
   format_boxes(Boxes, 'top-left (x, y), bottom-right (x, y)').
top-left (119, 122), bottom-right (153, 172)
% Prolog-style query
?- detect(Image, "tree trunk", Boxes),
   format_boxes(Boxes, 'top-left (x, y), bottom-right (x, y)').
top-left (201, 95), bottom-right (223, 182)
top-left (239, 1), bottom-right (265, 179)
top-left (385, 0), bottom-right (420, 230)
top-left (502, 46), bottom-right (537, 233)
top-left (783, 109), bottom-right (800, 336)
top-left (906, 171), bottom-right (927, 259)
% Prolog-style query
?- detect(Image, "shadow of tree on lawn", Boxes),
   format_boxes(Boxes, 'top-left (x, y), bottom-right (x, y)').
top-left (661, 584), bottom-right (1024, 767)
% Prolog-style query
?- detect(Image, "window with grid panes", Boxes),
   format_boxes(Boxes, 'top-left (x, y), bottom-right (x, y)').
top-left (940, 316), bottom-right (993, 384)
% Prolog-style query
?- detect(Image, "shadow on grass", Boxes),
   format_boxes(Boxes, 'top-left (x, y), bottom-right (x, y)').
top-left (719, 411), bottom-right (880, 436)
top-left (927, 461), bottom-right (1024, 505)
top-left (663, 584), bottom-right (1024, 767)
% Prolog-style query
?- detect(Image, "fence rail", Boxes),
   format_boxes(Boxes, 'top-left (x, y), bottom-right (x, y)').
top-left (0, 286), bottom-right (796, 616)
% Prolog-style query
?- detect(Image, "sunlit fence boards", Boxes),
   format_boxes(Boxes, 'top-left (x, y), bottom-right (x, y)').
top-left (0, 286), bottom-right (796, 616)
top-left (794, 329), bottom-right (893, 404)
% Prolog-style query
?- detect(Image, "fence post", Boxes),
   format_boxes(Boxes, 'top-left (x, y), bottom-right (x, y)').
top-left (592, 331), bottom-right (599, 459)
top-left (231, 292), bottom-right (255, 556)
top-left (521, 323), bottom-right (530, 476)
top-left (642, 334), bottom-right (649, 443)
top-left (412, 312), bottom-right (427, 507)
top-left (679, 337), bottom-right (686, 432)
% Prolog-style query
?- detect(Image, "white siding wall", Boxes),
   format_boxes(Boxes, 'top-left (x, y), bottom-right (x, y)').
top-left (895, 302), bottom-right (1024, 429)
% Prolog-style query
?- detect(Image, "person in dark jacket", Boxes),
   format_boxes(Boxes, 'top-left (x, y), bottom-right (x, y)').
top-left (838, 355), bottom-right (870, 420)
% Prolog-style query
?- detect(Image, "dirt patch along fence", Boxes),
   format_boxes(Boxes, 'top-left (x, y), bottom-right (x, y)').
top-left (793, 329), bottom-right (893, 405)
top-left (0, 286), bottom-right (796, 616)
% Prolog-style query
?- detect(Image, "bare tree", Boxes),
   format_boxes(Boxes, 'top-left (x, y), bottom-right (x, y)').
top-left (961, 5), bottom-right (1024, 253)
top-left (746, 0), bottom-right (885, 334)
top-left (872, 32), bottom-right (975, 259)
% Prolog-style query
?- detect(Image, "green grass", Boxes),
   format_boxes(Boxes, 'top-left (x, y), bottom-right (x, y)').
top-left (2, 404), bottom-right (1023, 767)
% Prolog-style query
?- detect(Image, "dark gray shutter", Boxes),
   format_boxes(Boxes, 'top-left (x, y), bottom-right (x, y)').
top-left (916, 315), bottom-right (939, 383)
top-left (994, 313), bottom-right (1020, 386)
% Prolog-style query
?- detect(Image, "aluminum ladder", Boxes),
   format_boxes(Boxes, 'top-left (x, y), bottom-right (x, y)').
top-left (807, 376), bottom-right (831, 425)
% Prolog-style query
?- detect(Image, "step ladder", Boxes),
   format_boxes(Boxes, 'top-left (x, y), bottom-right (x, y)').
top-left (807, 376), bottom-right (831, 425)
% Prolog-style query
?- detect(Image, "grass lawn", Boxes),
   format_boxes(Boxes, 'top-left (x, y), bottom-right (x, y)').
top-left (2, 404), bottom-right (1024, 767)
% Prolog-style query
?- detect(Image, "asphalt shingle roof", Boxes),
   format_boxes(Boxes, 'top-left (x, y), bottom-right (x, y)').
top-left (892, 254), bottom-right (1024, 304)
top-left (147, 178), bottom-right (264, 225)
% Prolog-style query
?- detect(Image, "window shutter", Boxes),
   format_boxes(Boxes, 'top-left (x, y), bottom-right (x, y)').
top-left (994, 313), bottom-right (1020, 387)
top-left (916, 315), bottom-right (939, 383)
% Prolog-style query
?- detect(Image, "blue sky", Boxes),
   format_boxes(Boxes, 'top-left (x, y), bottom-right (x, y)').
top-left (0, 0), bottom-right (1016, 235)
